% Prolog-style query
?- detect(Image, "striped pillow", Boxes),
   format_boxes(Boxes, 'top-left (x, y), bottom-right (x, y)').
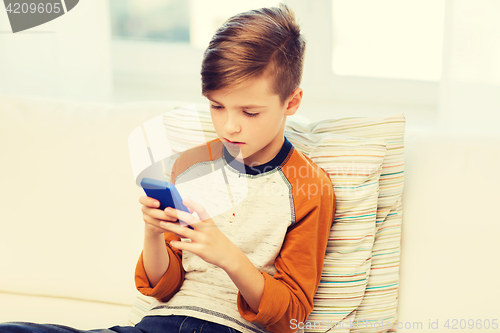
top-left (287, 114), bottom-right (405, 332)
top-left (284, 131), bottom-right (386, 330)
top-left (162, 104), bottom-right (218, 154)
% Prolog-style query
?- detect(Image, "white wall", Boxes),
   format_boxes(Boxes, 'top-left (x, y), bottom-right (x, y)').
top-left (438, 0), bottom-right (500, 135)
top-left (396, 1), bottom-right (500, 331)
top-left (110, 0), bottom-right (439, 130)
top-left (0, 0), bottom-right (112, 103)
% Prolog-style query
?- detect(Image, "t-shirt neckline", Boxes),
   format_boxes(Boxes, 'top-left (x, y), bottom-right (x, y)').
top-left (222, 136), bottom-right (293, 176)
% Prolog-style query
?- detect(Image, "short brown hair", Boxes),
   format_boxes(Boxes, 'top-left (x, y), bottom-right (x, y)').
top-left (201, 3), bottom-right (306, 105)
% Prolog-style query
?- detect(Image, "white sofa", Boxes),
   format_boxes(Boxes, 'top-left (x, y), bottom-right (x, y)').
top-left (1, 94), bottom-right (499, 332)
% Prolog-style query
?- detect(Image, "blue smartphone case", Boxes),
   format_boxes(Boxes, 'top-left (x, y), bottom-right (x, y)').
top-left (140, 178), bottom-right (190, 213)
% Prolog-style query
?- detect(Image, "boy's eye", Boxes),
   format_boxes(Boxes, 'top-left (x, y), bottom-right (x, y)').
top-left (244, 111), bottom-right (258, 117)
top-left (210, 104), bottom-right (258, 117)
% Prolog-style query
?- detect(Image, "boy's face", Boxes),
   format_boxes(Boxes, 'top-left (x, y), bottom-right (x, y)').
top-left (206, 75), bottom-right (302, 167)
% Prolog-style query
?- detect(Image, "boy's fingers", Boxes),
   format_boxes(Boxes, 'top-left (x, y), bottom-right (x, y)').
top-left (145, 214), bottom-right (184, 234)
top-left (142, 205), bottom-right (177, 223)
top-left (164, 207), bottom-right (179, 221)
top-left (161, 221), bottom-right (194, 239)
top-left (139, 196), bottom-right (159, 208)
top-left (182, 199), bottom-right (210, 221)
top-left (172, 208), bottom-right (200, 227)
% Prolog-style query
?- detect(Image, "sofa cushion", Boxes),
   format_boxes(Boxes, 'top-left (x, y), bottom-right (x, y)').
top-left (0, 95), bottom-right (194, 306)
top-left (0, 292), bottom-right (131, 329)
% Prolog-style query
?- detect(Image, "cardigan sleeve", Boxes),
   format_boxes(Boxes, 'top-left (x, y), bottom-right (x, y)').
top-left (236, 173), bottom-right (336, 333)
top-left (134, 231), bottom-right (185, 302)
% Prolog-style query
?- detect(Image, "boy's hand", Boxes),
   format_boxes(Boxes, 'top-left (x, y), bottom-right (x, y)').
top-left (160, 199), bottom-right (240, 271)
top-left (139, 196), bottom-right (181, 238)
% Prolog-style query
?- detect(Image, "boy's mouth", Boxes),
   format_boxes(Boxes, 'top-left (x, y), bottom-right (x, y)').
top-left (224, 138), bottom-right (245, 145)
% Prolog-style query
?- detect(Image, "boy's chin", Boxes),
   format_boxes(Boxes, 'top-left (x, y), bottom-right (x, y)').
top-left (223, 142), bottom-right (243, 151)
top-left (224, 144), bottom-right (245, 158)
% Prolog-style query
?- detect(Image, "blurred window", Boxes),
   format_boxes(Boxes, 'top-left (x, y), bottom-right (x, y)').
top-left (109, 0), bottom-right (190, 42)
top-left (331, 0), bottom-right (446, 81)
top-left (109, 0), bottom-right (280, 47)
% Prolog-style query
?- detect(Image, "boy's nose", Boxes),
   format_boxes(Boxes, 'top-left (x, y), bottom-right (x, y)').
top-left (224, 115), bottom-right (241, 133)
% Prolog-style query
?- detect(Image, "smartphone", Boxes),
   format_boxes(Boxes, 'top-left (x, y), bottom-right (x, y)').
top-left (140, 177), bottom-right (192, 227)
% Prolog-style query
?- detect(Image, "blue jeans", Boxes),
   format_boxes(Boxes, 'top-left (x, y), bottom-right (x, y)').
top-left (0, 315), bottom-right (242, 333)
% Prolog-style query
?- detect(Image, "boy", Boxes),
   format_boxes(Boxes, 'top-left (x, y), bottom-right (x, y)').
top-left (0, 3), bottom-right (335, 333)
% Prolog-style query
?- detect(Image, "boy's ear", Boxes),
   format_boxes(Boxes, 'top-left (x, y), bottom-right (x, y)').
top-left (285, 88), bottom-right (303, 116)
